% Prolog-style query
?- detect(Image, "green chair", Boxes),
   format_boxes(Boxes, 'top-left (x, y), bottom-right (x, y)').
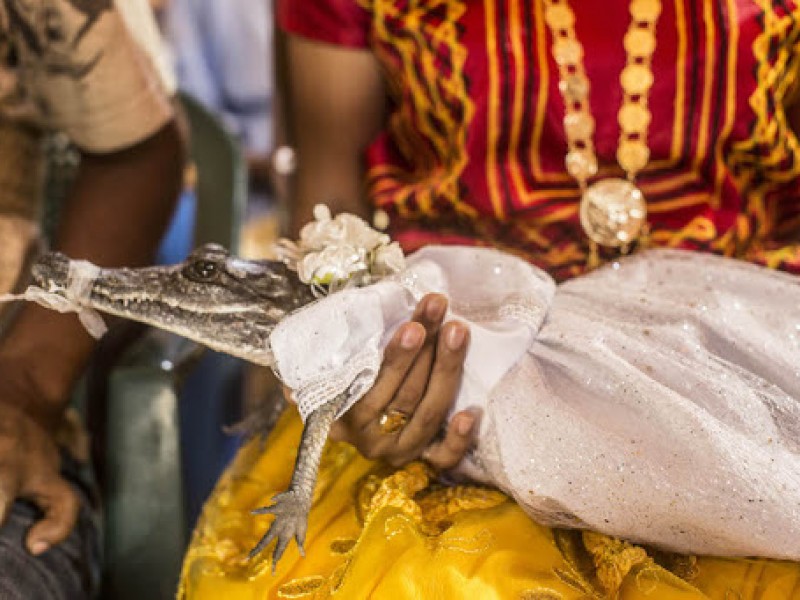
top-left (182, 92), bottom-right (248, 251)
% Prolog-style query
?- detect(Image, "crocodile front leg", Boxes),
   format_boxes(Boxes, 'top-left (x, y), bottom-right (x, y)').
top-left (249, 390), bottom-right (350, 571)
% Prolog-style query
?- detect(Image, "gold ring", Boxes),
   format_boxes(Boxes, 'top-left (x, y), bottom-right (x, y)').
top-left (378, 409), bottom-right (409, 435)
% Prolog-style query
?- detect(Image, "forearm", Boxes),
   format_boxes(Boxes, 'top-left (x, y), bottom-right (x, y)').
top-left (289, 152), bottom-right (369, 236)
top-left (284, 35), bottom-right (386, 236)
top-left (53, 119), bottom-right (184, 266)
top-left (0, 119), bottom-right (185, 424)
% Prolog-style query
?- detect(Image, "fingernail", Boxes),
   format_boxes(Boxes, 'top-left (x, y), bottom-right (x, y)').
top-left (30, 541), bottom-right (49, 555)
top-left (446, 324), bottom-right (467, 350)
top-left (400, 325), bottom-right (422, 349)
top-left (426, 296), bottom-right (446, 320)
top-left (456, 415), bottom-right (474, 436)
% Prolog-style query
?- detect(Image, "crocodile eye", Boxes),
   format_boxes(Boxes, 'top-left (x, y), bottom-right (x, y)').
top-left (189, 260), bottom-right (218, 281)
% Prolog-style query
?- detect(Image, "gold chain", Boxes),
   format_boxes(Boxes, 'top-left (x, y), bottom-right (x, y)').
top-left (542, 0), bottom-right (662, 250)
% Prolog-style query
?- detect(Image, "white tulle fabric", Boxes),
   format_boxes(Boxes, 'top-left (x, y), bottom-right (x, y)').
top-left (270, 246), bottom-right (800, 560)
top-left (270, 246), bottom-right (553, 420)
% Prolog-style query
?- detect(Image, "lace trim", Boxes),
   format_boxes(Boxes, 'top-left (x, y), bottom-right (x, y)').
top-left (293, 347), bottom-right (382, 421)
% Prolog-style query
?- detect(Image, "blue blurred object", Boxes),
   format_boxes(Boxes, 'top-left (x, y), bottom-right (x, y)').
top-left (156, 189), bottom-right (196, 264)
top-left (165, 0), bottom-right (274, 212)
top-left (165, 0), bottom-right (273, 159)
top-left (178, 352), bottom-right (244, 527)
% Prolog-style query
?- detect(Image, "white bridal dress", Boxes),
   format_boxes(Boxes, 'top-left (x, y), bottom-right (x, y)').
top-left (270, 246), bottom-right (800, 560)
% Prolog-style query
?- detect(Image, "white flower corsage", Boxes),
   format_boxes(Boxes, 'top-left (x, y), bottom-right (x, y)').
top-left (275, 205), bottom-right (405, 294)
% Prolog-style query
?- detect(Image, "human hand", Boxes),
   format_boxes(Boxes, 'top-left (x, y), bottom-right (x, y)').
top-left (328, 293), bottom-right (475, 470)
top-left (0, 367), bottom-right (79, 556)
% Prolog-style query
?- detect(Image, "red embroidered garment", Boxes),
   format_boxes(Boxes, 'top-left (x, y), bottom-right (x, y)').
top-left (280, 0), bottom-right (800, 279)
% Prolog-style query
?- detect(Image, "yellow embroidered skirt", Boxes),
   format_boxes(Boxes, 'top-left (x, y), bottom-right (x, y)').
top-left (179, 408), bottom-right (800, 599)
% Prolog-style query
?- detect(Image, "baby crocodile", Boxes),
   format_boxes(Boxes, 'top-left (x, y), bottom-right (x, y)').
top-left (31, 244), bottom-right (339, 570)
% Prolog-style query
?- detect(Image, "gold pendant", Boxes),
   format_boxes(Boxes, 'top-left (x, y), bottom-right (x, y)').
top-left (579, 178), bottom-right (647, 248)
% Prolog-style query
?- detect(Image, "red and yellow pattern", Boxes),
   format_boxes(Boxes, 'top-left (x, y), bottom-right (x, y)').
top-left (286, 0), bottom-right (800, 279)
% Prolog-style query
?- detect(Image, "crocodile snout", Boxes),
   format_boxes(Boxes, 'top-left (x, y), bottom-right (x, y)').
top-left (31, 252), bottom-right (71, 292)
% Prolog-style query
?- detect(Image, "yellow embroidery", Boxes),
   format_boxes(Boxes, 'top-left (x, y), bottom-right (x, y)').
top-left (277, 576), bottom-right (325, 598)
top-left (179, 410), bottom-right (800, 598)
top-left (328, 538), bottom-right (357, 554)
top-left (359, 461), bottom-right (508, 536)
top-left (747, 243), bottom-right (800, 269)
top-left (518, 590), bottom-right (566, 600)
top-left (583, 531), bottom-right (650, 595)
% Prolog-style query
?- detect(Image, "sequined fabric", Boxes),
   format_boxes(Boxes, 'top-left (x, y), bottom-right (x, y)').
top-left (271, 246), bottom-right (551, 421)
top-left (269, 246), bottom-right (800, 560)
top-left (486, 249), bottom-right (800, 558)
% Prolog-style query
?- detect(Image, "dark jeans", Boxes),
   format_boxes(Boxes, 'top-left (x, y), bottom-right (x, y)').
top-left (0, 456), bottom-right (101, 600)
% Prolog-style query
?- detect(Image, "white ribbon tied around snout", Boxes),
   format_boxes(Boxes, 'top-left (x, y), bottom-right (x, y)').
top-left (0, 260), bottom-right (108, 339)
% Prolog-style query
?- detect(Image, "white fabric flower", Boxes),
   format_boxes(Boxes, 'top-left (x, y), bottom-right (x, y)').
top-left (297, 244), bottom-right (369, 286)
top-left (299, 206), bottom-right (390, 253)
top-left (372, 242), bottom-right (405, 276)
top-left (279, 204), bottom-right (406, 290)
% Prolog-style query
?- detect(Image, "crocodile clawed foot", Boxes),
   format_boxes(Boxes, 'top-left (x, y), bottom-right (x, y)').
top-left (249, 490), bottom-right (309, 572)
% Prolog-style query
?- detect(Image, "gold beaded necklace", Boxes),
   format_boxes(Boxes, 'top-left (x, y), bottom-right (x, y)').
top-left (542, 0), bottom-right (662, 254)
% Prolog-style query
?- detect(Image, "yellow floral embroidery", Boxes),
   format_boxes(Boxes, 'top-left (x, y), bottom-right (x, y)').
top-left (180, 409), bottom-right (800, 599)
top-left (583, 531), bottom-right (650, 595)
top-left (277, 576), bottom-right (325, 598)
